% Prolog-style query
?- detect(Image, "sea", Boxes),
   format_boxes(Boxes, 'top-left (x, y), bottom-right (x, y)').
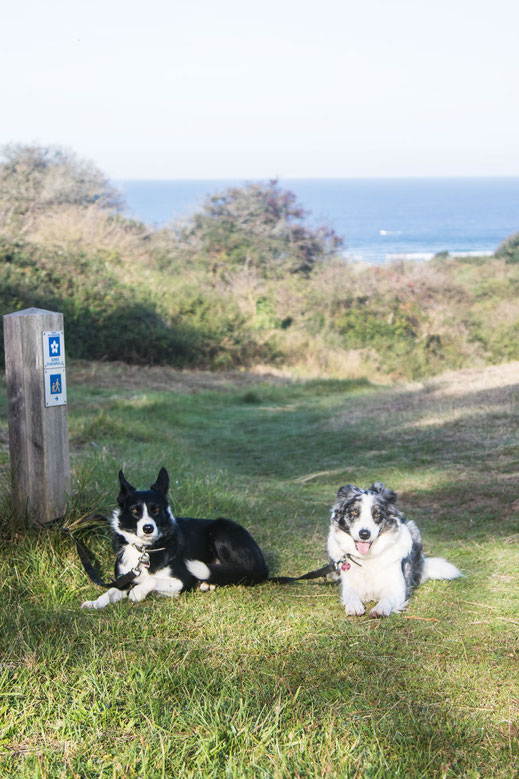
top-left (115, 177), bottom-right (519, 265)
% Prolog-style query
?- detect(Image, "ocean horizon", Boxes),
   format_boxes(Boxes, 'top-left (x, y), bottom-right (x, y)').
top-left (115, 177), bottom-right (519, 264)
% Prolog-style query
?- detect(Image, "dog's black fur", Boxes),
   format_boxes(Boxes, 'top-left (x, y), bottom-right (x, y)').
top-left (81, 467), bottom-right (268, 609)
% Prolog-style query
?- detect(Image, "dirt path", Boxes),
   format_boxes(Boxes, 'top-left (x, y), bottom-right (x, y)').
top-left (66, 359), bottom-right (519, 398)
top-left (334, 361), bottom-right (519, 426)
top-left (67, 360), bottom-right (292, 393)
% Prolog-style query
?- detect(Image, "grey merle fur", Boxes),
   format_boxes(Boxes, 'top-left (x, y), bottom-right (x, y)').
top-left (332, 480), bottom-right (425, 599)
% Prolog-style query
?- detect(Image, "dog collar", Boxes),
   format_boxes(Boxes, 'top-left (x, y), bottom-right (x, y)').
top-left (131, 543), bottom-right (166, 554)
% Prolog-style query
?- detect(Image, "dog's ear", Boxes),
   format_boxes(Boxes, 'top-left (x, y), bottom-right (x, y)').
top-left (118, 471), bottom-right (136, 504)
top-left (150, 467), bottom-right (169, 496)
top-left (337, 484), bottom-right (363, 500)
top-left (370, 481), bottom-right (397, 503)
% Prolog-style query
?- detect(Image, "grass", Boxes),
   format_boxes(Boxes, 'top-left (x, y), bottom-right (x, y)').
top-left (0, 361), bottom-right (518, 777)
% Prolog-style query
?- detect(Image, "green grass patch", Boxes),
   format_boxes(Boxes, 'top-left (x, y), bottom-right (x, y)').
top-left (0, 365), bottom-right (517, 777)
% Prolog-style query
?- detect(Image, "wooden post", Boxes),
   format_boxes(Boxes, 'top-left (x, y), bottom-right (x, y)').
top-left (3, 308), bottom-right (70, 525)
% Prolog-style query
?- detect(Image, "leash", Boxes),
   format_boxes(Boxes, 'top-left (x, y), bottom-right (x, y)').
top-left (66, 522), bottom-right (361, 590)
top-left (269, 554), bottom-right (361, 584)
top-left (64, 527), bottom-right (164, 591)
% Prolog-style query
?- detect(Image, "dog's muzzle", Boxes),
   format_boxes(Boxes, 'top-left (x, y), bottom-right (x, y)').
top-left (354, 528), bottom-right (374, 555)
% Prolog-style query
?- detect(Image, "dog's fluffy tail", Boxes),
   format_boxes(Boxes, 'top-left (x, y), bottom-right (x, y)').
top-left (422, 556), bottom-right (462, 583)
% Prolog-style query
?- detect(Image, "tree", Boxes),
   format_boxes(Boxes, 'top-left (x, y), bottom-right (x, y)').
top-left (174, 180), bottom-right (343, 276)
top-left (0, 144), bottom-right (124, 221)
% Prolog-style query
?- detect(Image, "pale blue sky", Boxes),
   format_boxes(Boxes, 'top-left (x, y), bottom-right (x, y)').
top-left (2, 0), bottom-right (518, 179)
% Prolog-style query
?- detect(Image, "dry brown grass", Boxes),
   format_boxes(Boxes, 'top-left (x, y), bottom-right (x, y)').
top-left (28, 204), bottom-right (151, 266)
top-left (67, 360), bottom-right (292, 394)
top-left (333, 360), bottom-right (519, 424)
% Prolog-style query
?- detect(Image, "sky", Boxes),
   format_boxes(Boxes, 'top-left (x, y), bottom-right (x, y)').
top-left (2, 0), bottom-right (519, 179)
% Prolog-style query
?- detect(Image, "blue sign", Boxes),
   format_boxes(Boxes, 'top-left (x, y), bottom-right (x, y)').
top-left (44, 366), bottom-right (67, 407)
top-left (50, 374), bottom-right (62, 395)
top-left (48, 336), bottom-right (61, 358)
top-left (43, 330), bottom-right (65, 369)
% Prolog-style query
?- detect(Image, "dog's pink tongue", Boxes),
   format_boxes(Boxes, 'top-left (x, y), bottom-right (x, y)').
top-left (355, 541), bottom-right (371, 555)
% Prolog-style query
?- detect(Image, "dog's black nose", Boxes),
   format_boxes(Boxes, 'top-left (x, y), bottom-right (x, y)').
top-left (142, 524), bottom-right (155, 535)
top-left (359, 528), bottom-right (371, 540)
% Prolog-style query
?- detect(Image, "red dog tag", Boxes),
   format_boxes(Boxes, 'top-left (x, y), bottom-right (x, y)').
top-left (341, 561), bottom-right (351, 571)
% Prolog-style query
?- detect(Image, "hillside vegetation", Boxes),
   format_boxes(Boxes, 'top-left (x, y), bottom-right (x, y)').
top-left (1, 143), bottom-right (519, 379)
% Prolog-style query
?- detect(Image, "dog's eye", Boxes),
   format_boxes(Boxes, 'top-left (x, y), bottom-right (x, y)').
top-left (131, 506), bottom-right (141, 517)
top-left (348, 509), bottom-right (359, 518)
top-left (373, 510), bottom-right (381, 519)
top-left (149, 504), bottom-right (160, 516)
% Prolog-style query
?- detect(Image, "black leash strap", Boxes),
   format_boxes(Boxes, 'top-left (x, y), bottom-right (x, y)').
top-left (64, 529), bottom-right (138, 591)
top-left (269, 561), bottom-right (337, 584)
top-left (269, 554), bottom-right (361, 584)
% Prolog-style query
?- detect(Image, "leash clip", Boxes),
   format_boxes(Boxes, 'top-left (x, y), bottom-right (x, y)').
top-left (131, 549), bottom-right (151, 576)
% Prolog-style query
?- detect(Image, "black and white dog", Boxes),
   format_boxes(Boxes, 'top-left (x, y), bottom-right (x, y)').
top-left (81, 468), bottom-right (268, 609)
top-left (327, 482), bottom-right (461, 618)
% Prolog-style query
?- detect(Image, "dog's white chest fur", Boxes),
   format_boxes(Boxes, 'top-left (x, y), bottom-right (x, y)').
top-left (118, 544), bottom-right (150, 578)
top-left (339, 535), bottom-right (409, 601)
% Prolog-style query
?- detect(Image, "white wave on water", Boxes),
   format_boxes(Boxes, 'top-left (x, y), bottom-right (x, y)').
top-left (386, 250), bottom-right (494, 261)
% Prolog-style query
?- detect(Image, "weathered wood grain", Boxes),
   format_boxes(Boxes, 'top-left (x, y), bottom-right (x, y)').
top-left (3, 308), bottom-right (70, 524)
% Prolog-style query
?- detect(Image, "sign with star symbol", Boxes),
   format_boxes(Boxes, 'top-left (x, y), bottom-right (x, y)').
top-left (42, 330), bottom-right (65, 369)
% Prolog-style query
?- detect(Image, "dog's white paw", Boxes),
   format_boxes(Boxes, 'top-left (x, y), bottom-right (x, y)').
top-left (128, 585), bottom-right (150, 603)
top-left (344, 600), bottom-right (365, 616)
top-left (370, 600), bottom-right (403, 618)
top-left (370, 606), bottom-right (391, 618)
top-left (81, 587), bottom-right (127, 610)
top-left (201, 582), bottom-right (217, 592)
top-left (81, 593), bottom-right (110, 609)
top-left (199, 581), bottom-right (217, 592)
top-left (81, 599), bottom-right (98, 610)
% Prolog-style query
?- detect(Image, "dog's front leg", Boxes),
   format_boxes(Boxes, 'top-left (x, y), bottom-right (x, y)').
top-left (370, 577), bottom-right (407, 618)
top-left (82, 587), bottom-right (128, 610)
top-left (128, 578), bottom-right (157, 603)
top-left (340, 578), bottom-right (365, 616)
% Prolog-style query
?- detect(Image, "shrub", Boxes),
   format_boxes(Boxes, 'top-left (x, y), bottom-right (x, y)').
top-left (171, 180), bottom-right (343, 277)
top-left (30, 204), bottom-right (152, 266)
top-left (0, 144), bottom-right (123, 234)
top-left (495, 232), bottom-right (519, 264)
